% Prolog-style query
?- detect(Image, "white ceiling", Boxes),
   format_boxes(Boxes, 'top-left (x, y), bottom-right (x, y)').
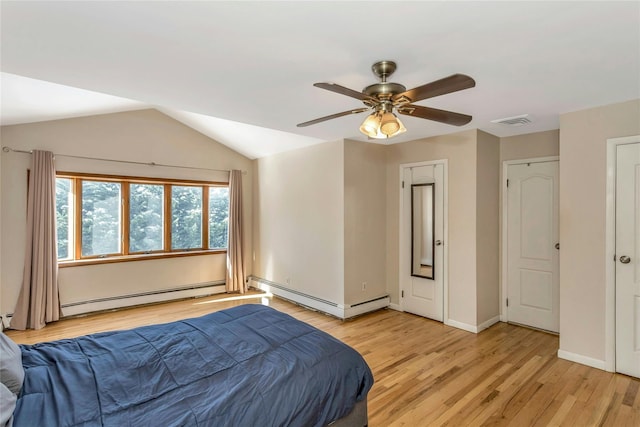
top-left (1, 1), bottom-right (639, 159)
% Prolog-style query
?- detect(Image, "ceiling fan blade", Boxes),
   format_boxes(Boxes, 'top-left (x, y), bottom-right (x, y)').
top-left (314, 82), bottom-right (376, 102)
top-left (397, 104), bottom-right (472, 126)
top-left (393, 74), bottom-right (476, 104)
top-left (297, 107), bottom-right (369, 127)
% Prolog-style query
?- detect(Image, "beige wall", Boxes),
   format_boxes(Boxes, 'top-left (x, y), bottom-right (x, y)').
top-left (344, 139), bottom-right (387, 305)
top-left (253, 140), bottom-right (345, 304)
top-left (559, 99), bottom-right (640, 362)
top-left (386, 130), bottom-right (479, 326)
top-left (254, 129), bottom-right (500, 326)
top-left (476, 131), bottom-right (500, 325)
top-left (501, 129), bottom-right (560, 162)
top-left (0, 109), bottom-right (253, 316)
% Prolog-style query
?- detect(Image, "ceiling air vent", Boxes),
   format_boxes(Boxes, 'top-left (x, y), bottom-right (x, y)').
top-left (491, 114), bottom-right (533, 126)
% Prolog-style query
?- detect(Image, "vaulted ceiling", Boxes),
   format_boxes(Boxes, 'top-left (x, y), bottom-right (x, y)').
top-left (2, 1), bottom-right (639, 159)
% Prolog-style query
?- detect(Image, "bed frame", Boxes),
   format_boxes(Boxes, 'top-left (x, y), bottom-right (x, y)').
top-left (328, 399), bottom-right (368, 427)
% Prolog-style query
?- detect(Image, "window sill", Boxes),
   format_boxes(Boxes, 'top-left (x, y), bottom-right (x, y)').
top-left (58, 249), bottom-right (227, 268)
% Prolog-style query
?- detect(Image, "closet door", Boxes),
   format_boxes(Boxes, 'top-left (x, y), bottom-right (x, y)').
top-left (615, 142), bottom-right (640, 378)
top-left (506, 161), bottom-right (559, 332)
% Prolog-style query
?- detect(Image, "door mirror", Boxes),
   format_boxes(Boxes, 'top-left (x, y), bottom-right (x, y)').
top-left (411, 183), bottom-right (435, 279)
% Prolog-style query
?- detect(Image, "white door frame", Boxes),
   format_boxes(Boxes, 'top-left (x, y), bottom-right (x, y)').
top-left (501, 156), bottom-right (559, 323)
top-left (399, 160), bottom-right (448, 323)
top-left (605, 134), bottom-right (640, 373)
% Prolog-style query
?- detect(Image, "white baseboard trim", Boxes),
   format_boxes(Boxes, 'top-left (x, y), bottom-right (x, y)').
top-left (478, 315), bottom-right (501, 332)
top-left (250, 276), bottom-right (389, 319)
top-left (60, 282), bottom-right (226, 317)
top-left (557, 349), bottom-right (607, 371)
top-left (344, 296), bottom-right (390, 318)
top-left (445, 315), bottom-right (501, 334)
top-left (388, 303), bottom-right (402, 312)
top-left (445, 318), bottom-right (479, 333)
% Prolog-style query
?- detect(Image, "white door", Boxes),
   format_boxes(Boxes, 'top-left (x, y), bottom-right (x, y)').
top-left (506, 161), bottom-right (559, 332)
top-left (402, 163), bottom-right (444, 321)
top-left (615, 142), bottom-right (640, 378)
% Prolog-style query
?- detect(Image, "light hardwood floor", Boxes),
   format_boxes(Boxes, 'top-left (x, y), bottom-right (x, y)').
top-left (6, 292), bottom-right (639, 426)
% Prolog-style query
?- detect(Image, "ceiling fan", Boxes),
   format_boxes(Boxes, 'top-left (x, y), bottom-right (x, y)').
top-left (297, 61), bottom-right (476, 139)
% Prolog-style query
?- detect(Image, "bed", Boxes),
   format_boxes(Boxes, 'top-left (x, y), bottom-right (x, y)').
top-left (1, 304), bottom-right (373, 427)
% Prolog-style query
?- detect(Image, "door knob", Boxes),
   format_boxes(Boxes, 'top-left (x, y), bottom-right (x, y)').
top-left (435, 240), bottom-right (443, 246)
top-left (620, 255), bottom-right (631, 264)
top-left (555, 243), bottom-right (560, 250)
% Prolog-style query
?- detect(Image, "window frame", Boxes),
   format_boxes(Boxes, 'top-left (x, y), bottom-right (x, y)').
top-left (56, 171), bottom-right (229, 267)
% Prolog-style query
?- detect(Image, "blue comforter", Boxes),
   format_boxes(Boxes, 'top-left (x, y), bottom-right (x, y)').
top-left (14, 304), bottom-right (373, 427)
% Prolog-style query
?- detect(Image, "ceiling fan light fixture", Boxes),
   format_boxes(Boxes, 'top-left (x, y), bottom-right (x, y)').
top-left (391, 116), bottom-right (406, 137)
top-left (381, 115), bottom-right (406, 139)
top-left (380, 112), bottom-right (401, 136)
top-left (359, 112), bottom-right (382, 138)
top-left (359, 111), bottom-right (406, 139)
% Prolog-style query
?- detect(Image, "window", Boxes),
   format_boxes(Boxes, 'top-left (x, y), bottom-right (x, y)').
top-left (55, 178), bottom-right (73, 260)
top-left (171, 186), bottom-right (203, 250)
top-left (129, 183), bottom-right (164, 253)
top-left (54, 173), bottom-right (229, 265)
top-left (209, 187), bottom-right (229, 249)
top-left (81, 180), bottom-right (122, 257)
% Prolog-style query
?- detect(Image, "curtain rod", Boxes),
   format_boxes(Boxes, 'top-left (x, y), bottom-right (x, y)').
top-left (2, 146), bottom-right (246, 174)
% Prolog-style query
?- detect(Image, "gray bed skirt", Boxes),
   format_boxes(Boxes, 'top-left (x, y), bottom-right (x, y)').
top-left (327, 398), bottom-right (368, 427)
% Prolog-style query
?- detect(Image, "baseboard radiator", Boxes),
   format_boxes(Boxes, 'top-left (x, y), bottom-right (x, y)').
top-left (249, 276), bottom-right (389, 319)
top-left (58, 281), bottom-right (227, 318)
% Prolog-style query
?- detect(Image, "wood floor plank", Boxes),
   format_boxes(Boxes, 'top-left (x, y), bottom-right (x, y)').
top-left (5, 292), bottom-right (639, 426)
top-left (623, 379), bottom-right (639, 407)
top-left (546, 394), bottom-right (577, 427)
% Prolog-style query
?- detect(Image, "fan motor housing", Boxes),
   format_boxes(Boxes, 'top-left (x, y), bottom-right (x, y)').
top-left (363, 82), bottom-right (407, 99)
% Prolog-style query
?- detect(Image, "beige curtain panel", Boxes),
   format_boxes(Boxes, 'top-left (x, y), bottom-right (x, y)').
top-left (11, 150), bottom-right (60, 330)
top-left (226, 169), bottom-right (246, 293)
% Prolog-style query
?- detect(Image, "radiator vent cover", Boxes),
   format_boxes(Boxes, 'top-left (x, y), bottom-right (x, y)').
top-left (491, 114), bottom-right (533, 126)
